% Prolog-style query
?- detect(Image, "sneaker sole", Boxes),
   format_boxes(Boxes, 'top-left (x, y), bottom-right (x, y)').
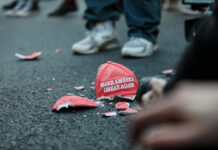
top-left (5, 11), bottom-right (17, 17)
top-left (15, 10), bottom-right (40, 17)
top-left (122, 44), bottom-right (159, 58)
top-left (73, 39), bottom-right (119, 55)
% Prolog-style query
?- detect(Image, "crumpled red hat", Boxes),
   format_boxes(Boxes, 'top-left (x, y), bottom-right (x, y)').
top-left (52, 96), bottom-right (98, 112)
top-left (96, 61), bottom-right (138, 100)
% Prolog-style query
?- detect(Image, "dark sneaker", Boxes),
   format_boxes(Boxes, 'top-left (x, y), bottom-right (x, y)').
top-left (48, 1), bottom-right (78, 16)
top-left (2, 0), bottom-right (18, 10)
top-left (16, 1), bottom-right (40, 17)
top-left (135, 69), bottom-right (174, 104)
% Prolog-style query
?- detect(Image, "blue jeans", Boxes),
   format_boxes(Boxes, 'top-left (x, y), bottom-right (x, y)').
top-left (84, 0), bottom-right (161, 43)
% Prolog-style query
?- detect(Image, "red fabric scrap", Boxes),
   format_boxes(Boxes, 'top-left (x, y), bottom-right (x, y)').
top-left (55, 48), bottom-right (64, 53)
top-left (116, 102), bottom-right (129, 110)
top-left (162, 69), bottom-right (173, 74)
top-left (119, 108), bottom-right (137, 115)
top-left (15, 52), bottom-right (41, 60)
top-left (52, 96), bottom-right (98, 112)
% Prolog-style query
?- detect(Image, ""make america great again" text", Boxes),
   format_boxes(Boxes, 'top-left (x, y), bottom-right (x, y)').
top-left (100, 77), bottom-right (135, 93)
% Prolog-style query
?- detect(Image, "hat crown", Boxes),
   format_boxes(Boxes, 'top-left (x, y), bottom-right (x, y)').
top-left (96, 61), bottom-right (138, 100)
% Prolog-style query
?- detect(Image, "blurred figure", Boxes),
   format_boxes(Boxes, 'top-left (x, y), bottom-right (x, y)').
top-left (48, 0), bottom-right (78, 17)
top-left (132, 82), bottom-right (218, 149)
top-left (72, 0), bottom-right (161, 58)
top-left (3, 0), bottom-right (40, 17)
top-left (131, 1), bottom-right (218, 149)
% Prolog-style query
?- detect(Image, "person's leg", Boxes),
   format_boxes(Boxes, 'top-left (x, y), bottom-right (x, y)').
top-left (121, 0), bottom-right (161, 57)
top-left (84, 0), bottom-right (120, 30)
top-left (124, 0), bottom-right (161, 44)
top-left (5, 0), bottom-right (26, 16)
top-left (72, 0), bottom-right (120, 54)
top-left (16, 0), bottom-right (40, 17)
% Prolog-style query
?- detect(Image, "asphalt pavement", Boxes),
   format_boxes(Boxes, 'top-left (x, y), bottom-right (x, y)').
top-left (0, 0), bottom-right (188, 150)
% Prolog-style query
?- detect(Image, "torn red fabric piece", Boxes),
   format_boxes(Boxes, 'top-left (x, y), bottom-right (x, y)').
top-left (96, 61), bottom-right (138, 101)
top-left (119, 108), bottom-right (137, 115)
top-left (47, 88), bottom-right (53, 91)
top-left (162, 69), bottom-right (173, 74)
top-left (15, 52), bottom-right (41, 60)
top-left (74, 86), bottom-right (85, 90)
top-left (101, 111), bottom-right (117, 117)
top-left (55, 48), bottom-right (64, 53)
top-left (52, 96), bottom-right (98, 112)
top-left (116, 102), bottom-right (129, 110)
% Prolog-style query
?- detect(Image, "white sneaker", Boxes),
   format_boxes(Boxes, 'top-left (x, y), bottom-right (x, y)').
top-left (16, 9), bottom-right (39, 17)
top-left (121, 37), bottom-right (159, 58)
top-left (5, 0), bottom-right (26, 17)
top-left (72, 21), bottom-right (119, 54)
top-left (16, 0), bottom-right (39, 17)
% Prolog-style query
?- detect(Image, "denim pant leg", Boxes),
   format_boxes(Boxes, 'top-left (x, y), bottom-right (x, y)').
top-left (123, 0), bottom-right (161, 43)
top-left (84, 0), bottom-right (120, 30)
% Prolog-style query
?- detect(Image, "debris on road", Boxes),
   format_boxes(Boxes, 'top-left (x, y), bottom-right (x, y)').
top-left (119, 108), bottom-right (137, 115)
top-left (47, 88), bottom-right (53, 91)
top-left (116, 102), bottom-right (129, 110)
top-left (90, 86), bottom-right (95, 90)
top-left (79, 93), bottom-right (85, 97)
top-left (96, 61), bottom-right (138, 101)
top-left (109, 102), bottom-right (113, 105)
top-left (67, 93), bottom-right (75, 96)
top-left (74, 86), bottom-right (85, 90)
top-left (55, 48), bottom-right (64, 53)
top-left (52, 96), bottom-right (98, 112)
top-left (102, 111), bottom-right (117, 117)
top-left (15, 51), bottom-right (41, 60)
top-left (95, 101), bottom-right (103, 105)
top-left (162, 69), bottom-right (173, 74)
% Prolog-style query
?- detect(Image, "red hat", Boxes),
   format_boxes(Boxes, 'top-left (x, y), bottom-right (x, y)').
top-left (96, 61), bottom-right (138, 100)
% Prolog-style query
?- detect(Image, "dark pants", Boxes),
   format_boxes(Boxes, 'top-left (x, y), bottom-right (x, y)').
top-left (84, 0), bottom-right (161, 43)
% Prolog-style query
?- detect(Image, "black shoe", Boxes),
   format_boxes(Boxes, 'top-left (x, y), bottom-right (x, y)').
top-left (135, 69), bottom-right (174, 104)
top-left (48, 1), bottom-right (78, 16)
top-left (2, 0), bottom-right (18, 10)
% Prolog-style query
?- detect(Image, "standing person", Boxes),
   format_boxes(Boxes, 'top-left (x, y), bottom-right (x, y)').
top-left (48, 0), bottom-right (78, 17)
top-left (72, 0), bottom-right (161, 58)
top-left (4, 0), bottom-right (40, 17)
